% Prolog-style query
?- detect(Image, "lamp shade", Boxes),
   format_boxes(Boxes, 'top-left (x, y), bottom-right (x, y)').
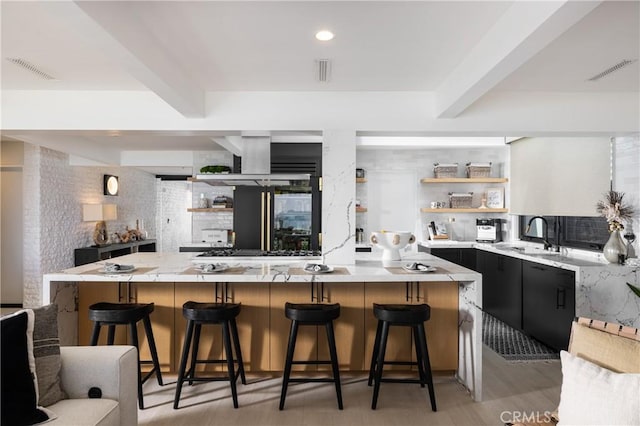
top-left (82, 204), bottom-right (117, 222)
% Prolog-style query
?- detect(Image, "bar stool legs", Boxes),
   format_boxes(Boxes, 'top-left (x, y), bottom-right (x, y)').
top-left (371, 321), bottom-right (390, 409)
top-left (368, 304), bottom-right (437, 412)
top-left (279, 320), bottom-right (299, 410)
top-left (174, 302), bottom-right (245, 410)
top-left (325, 321), bottom-right (343, 409)
top-left (279, 302), bottom-right (343, 411)
top-left (416, 323), bottom-right (437, 411)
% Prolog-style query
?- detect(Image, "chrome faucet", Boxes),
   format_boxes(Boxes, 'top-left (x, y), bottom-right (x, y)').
top-left (526, 216), bottom-right (552, 251)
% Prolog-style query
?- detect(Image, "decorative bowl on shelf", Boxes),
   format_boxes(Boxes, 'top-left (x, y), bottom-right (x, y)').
top-left (370, 231), bottom-right (416, 261)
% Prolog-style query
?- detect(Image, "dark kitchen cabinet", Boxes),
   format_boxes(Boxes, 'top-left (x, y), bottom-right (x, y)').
top-left (522, 261), bottom-right (575, 351)
top-left (477, 250), bottom-right (522, 331)
top-left (430, 248), bottom-right (477, 271)
top-left (74, 240), bottom-right (156, 266)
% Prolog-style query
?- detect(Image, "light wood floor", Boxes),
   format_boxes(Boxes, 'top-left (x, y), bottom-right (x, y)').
top-left (137, 346), bottom-right (562, 426)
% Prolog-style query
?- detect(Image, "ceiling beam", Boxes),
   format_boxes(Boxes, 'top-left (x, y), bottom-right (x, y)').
top-left (42, 1), bottom-right (205, 118)
top-left (434, 1), bottom-right (602, 118)
top-left (12, 134), bottom-right (121, 165)
top-left (212, 137), bottom-right (243, 157)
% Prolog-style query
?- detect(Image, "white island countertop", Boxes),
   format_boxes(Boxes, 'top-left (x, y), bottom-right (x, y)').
top-left (44, 251), bottom-right (481, 283)
top-left (43, 251), bottom-right (483, 401)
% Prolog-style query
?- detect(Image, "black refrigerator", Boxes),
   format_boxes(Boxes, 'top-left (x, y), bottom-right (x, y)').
top-left (232, 178), bottom-right (322, 251)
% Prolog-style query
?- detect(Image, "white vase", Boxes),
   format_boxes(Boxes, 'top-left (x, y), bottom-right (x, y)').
top-left (603, 229), bottom-right (628, 263)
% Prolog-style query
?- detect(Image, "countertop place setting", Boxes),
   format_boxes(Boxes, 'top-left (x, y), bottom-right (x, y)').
top-left (402, 262), bottom-right (438, 273)
top-left (303, 263), bottom-right (334, 274)
top-left (102, 262), bottom-right (136, 273)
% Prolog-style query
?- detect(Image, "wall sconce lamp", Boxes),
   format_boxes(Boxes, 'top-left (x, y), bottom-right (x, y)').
top-left (83, 204), bottom-right (117, 246)
top-left (104, 175), bottom-right (119, 196)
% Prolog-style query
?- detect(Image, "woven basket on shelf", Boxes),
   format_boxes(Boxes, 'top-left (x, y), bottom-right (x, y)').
top-left (466, 162), bottom-right (491, 178)
top-left (449, 192), bottom-right (473, 208)
top-left (433, 163), bottom-right (458, 178)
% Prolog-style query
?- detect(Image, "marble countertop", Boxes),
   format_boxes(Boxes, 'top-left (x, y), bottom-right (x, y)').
top-left (44, 252), bottom-right (480, 283)
top-left (417, 240), bottom-right (628, 272)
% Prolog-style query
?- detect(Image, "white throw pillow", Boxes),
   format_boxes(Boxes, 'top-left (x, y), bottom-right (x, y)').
top-left (558, 350), bottom-right (640, 425)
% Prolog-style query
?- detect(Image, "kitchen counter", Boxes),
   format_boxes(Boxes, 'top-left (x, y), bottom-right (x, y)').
top-left (44, 251), bottom-right (479, 283)
top-left (419, 240), bottom-right (640, 328)
top-left (43, 251), bottom-right (483, 401)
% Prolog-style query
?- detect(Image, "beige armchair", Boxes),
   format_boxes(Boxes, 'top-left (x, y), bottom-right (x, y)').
top-left (46, 346), bottom-right (138, 426)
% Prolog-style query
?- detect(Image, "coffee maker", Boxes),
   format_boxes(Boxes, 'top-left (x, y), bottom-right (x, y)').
top-left (476, 219), bottom-right (502, 243)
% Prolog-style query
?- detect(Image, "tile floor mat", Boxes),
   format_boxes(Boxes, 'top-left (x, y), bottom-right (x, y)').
top-left (482, 312), bottom-right (559, 362)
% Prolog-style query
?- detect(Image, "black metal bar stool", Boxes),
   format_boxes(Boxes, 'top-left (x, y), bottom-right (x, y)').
top-left (368, 303), bottom-right (437, 411)
top-left (174, 301), bottom-right (246, 409)
top-left (88, 302), bottom-right (164, 409)
top-left (279, 302), bottom-right (343, 410)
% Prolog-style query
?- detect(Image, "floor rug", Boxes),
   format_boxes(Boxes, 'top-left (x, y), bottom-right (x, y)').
top-left (482, 312), bottom-right (559, 362)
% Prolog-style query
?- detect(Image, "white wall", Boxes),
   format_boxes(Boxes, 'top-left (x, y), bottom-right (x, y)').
top-left (614, 135), bottom-right (640, 257)
top-left (357, 146), bottom-right (510, 244)
top-left (22, 144), bottom-right (158, 307)
top-left (1, 140), bottom-right (24, 304)
top-left (157, 180), bottom-right (191, 252)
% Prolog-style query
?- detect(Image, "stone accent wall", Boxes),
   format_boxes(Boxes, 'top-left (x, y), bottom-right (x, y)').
top-left (22, 145), bottom-right (158, 307)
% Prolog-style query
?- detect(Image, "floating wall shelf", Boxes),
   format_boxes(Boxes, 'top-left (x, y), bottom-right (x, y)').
top-left (187, 208), bottom-right (234, 213)
top-left (421, 208), bottom-right (508, 213)
top-left (420, 178), bottom-right (508, 184)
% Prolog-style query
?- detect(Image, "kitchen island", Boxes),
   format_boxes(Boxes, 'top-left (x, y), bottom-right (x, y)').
top-left (43, 251), bottom-right (483, 401)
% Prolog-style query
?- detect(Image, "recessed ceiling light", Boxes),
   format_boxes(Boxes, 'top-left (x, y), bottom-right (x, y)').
top-left (315, 30), bottom-right (334, 41)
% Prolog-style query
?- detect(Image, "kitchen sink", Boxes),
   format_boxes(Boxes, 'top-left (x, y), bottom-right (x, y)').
top-left (502, 246), bottom-right (561, 256)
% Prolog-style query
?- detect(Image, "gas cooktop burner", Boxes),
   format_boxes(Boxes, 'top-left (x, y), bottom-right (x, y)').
top-left (197, 249), bottom-right (322, 258)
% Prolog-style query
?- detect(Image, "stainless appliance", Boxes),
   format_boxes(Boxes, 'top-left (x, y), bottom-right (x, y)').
top-left (201, 229), bottom-right (229, 246)
top-left (476, 218), bottom-right (502, 242)
top-left (194, 136), bottom-right (311, 186)
top-left (193, 248), bottom-right (321, 263)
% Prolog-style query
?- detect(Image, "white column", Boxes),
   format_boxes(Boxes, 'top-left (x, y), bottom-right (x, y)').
top-left (322, 130), bottom-right (356, 265)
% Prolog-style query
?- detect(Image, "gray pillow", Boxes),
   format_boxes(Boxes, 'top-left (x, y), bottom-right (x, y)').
top-left (32, 304), bottom-right (66, 406)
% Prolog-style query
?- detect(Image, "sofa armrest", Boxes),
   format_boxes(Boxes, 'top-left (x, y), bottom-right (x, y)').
top-left (59, 346), bottom-right (138, 426)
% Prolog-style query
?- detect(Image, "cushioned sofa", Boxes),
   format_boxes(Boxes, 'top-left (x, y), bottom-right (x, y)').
top-left (1, 306), bottom-right (138, 426)
top-left (47, 346), bottom-right (138, 426)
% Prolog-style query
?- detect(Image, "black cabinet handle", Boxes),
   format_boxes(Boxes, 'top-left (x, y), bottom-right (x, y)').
top-left (311, 282), bottom-right (316, 302)
top-left (531, 265), bottom-right (547, 271)
top-left (405, 282), bottom-right (410, 302)
top-left (556, 287), bottom-right (566, 309)
top-left (415, 282), bottom-right (421, 302)
top-left (321, 283), bottom-right (328, 302)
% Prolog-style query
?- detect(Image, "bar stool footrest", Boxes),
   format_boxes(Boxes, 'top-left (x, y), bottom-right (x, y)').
top-left (290, 360), bottom-right (333, 365)
top-left (381, 361), bottom-right (418, 366)
top-left (288, 378), bottom-right (338, 383)
top-left (379, 378), bottom-right (424, 384)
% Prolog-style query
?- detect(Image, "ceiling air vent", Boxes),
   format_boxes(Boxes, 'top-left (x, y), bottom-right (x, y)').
top-left (587, 59), bottom-right (637, 82)
top-left (316, 59), bottom-right (331, 82)
top-left (5, 57), bottom-right (57, 80)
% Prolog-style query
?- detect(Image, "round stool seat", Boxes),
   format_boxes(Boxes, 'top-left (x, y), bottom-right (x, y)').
top-left (285, 302), bottom-right (340, 323)
top-left (88, 302), bottom-right (154, 323)
top-left (182, 301), bottom-right (241, 322)
top-left (373, 303), bottom-right (430, 324)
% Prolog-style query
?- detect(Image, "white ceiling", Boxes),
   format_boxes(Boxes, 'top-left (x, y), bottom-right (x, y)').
top-left (1, 1), bottom-right (639, 174)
